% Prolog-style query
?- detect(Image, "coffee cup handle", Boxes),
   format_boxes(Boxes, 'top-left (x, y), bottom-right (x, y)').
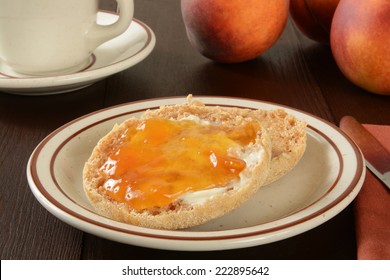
top-left (86, 0), bottom-right (134, 50)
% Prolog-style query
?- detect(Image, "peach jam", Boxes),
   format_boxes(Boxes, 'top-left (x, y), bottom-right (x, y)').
top-left (99, 118), bottom-right (259, 211)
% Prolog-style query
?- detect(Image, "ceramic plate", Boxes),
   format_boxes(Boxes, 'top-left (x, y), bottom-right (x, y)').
top-left (0, 12), bottom-right (155, 95)
top-left (27, 96), bottom-right (365, 251)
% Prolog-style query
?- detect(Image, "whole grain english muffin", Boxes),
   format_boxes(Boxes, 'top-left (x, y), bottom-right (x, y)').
top-left (83, 101), bottom-right (272, 230)
top-left (144, 96), bottom-right (307, 185)
top-left (247, 108), bottom-right (307, 185)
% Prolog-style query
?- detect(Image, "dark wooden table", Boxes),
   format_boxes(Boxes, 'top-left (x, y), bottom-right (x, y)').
top-left (1, 0), bottom-right (389, 260)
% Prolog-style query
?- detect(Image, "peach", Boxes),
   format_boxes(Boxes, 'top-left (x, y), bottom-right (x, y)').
top-left (290, 0), bottom-right (340, 43)
top-left (330, 0), bottom-right (390, 95)
top-left (181, 0), bottom-right (289, 63)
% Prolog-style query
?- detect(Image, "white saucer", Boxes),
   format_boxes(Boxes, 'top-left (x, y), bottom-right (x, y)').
top-left (0, 12), bottom-right (156, 95)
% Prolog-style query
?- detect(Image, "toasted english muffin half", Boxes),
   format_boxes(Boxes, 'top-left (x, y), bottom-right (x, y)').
top-left (143, 95), bottom-right (307, 185)
top-left (83, 104), bottom-right (272, 230)
top-left (247, 108), bottom-right (307, 185)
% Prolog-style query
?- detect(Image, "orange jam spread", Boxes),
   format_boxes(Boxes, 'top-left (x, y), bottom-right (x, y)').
top-left (99, 118), bottom-right (259, 211)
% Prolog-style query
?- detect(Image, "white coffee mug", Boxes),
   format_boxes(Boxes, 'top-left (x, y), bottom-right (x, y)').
top-left (0, 0), bottom-right (134, 76)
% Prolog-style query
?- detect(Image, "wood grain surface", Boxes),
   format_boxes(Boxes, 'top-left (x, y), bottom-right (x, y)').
top-left (1, 0), bottom-right (389, 260)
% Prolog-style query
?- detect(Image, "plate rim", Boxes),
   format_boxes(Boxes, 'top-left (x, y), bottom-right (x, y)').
top-left (27, 96), bottom-right (365, 250)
